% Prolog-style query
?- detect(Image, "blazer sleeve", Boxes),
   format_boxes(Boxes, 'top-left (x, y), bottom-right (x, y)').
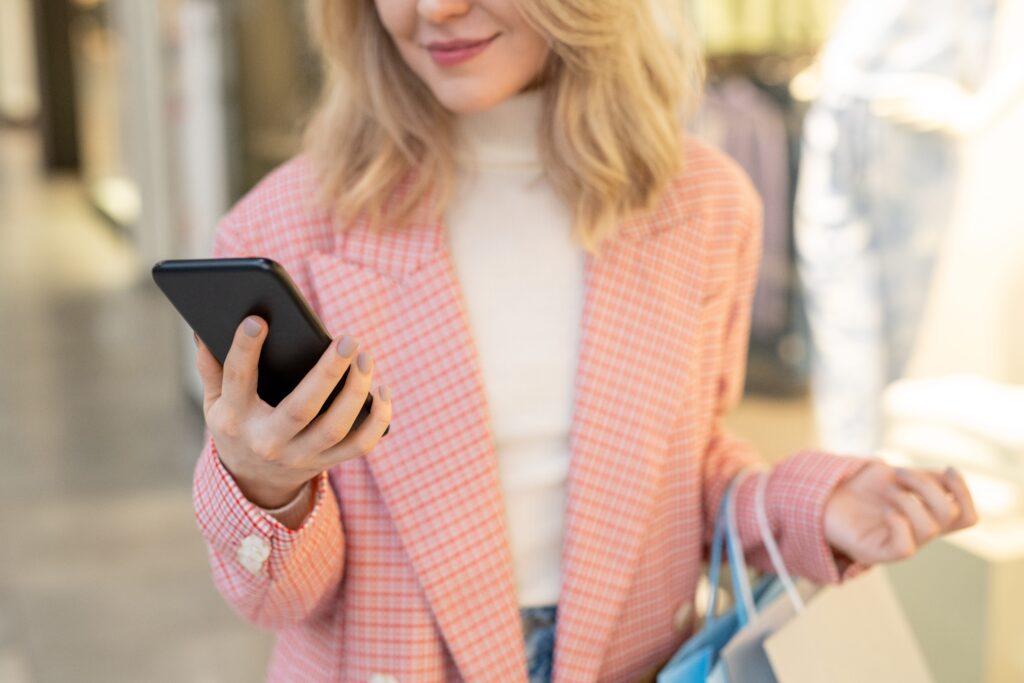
top-left (190, 212), bottom-right (346, 630)
top-left (699, 177), bottom-right (871, 585)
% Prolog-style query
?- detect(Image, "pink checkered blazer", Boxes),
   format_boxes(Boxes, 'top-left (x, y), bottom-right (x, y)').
top-left (192, 138), bottom-right (866, 682)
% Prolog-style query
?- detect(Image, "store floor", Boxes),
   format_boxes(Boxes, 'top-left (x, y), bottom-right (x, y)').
top-left (0, 127), bottom-right (817, 682)
top-left (0, 127), bottom-right (273, 682)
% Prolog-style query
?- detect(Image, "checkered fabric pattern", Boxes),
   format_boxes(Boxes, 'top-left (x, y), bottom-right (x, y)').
top-left (192, 139), bottom-right (870, 682)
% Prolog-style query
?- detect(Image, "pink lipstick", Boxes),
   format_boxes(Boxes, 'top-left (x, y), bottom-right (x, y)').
top-left (426, 34), bottom-right (499, 67)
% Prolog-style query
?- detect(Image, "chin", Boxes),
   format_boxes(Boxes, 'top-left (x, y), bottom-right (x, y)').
top-left (426, 78), bottom-right (520, 115)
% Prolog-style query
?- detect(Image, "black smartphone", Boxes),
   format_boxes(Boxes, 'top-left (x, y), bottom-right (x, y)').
top-left (152, 257), bottom-right (388, 436)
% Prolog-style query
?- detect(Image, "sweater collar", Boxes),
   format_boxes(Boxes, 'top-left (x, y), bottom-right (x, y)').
top-left (454, 87), bottom-right (544, 171)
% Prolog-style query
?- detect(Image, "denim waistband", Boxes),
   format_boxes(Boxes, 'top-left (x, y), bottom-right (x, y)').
top-left (520, 605), bottom-right (557, 683)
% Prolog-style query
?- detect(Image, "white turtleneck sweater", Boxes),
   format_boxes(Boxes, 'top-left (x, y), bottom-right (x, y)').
top-left (265, 88), bottom-right (581, 608)
top-left (447, 88), bottom-right (584, 608)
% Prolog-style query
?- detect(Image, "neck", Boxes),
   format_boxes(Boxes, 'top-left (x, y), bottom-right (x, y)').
top-left (455, 88), bottom-right (545, 171)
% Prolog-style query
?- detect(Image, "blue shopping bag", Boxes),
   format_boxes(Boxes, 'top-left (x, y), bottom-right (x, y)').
top-left (657, 472), bottom-right (797, 683)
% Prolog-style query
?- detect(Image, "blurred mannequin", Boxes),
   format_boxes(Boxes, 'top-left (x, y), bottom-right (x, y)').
top-left (794, 0), bottom-right (1007, 454)
top-left (880, 1), bottom-right (1024, 493)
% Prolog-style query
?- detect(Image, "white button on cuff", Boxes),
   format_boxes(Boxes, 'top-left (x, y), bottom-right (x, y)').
top-left (237, 533), bottom-right (271, 575)
top-left (369, 674), bottom-right (398, 683)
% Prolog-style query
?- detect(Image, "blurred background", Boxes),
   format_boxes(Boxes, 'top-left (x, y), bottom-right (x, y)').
top-left (1, 0), bottom-right (1023, 681)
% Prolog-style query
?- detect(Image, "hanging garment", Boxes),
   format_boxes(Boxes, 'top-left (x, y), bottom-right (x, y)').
top-left (693, 77), bottom-right (812, 395)
top-left (794, 0), bottom-right (997, 454)
top-left (695, 78), bottom-right (791, 345)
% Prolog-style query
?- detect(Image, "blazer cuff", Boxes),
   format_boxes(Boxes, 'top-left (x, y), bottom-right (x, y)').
top-left (192, 433), bottom-right (335, 578)
top-left (258, 480), bottom-right (314, 514)
top-left (750, 451), bottom-right (873, 585)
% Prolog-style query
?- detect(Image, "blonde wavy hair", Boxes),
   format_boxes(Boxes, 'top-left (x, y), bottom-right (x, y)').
top-left (303, 0), bottom-right (704, 255)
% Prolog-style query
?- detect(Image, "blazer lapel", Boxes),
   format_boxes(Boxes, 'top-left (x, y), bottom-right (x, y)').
top-left (552, 205), bottom-right (709, 681)
top-left (304, 177), bottom-right (708, 682)
top-left (306, 193), bottom-right (528, 682)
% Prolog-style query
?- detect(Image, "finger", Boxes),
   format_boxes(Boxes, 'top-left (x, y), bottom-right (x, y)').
top-left (270, 335), bottom-right (360, 440)
top-left (882, 507), bottom-right (917, 562)
top-left (943, 467), bottom-right (979, 530)
top-left (290, 350), bottom-right (375, 456)
top-left (194, 336), bottom-right (224, 412)
top-left (316, 384), bottom-right (392, 467)
top-left (885, 486), bottom-right (941, 546)
top-left (221, 316), bottom-right (267, 408)
top-left (894, 467), bottom-right (961, 530)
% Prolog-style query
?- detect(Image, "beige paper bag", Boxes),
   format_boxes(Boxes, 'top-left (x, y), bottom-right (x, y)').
top-left (764, 568), bottom-right (934, 683)
top-left (719, 579), bottom-right (821, 682)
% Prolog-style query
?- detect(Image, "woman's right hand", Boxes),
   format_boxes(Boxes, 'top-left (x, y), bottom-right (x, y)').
top-left (194, 315), bottom-right (392, 509)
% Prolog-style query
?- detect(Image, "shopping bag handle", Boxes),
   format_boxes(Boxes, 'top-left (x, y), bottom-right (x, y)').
top-left (726, 471), bottom-right (757, 623)
top-left (753, 470), bottom-right (805, 613)
top-left (704, 470), bottom-right (752, 627)
top-left (719, 468), bottom-right (805, 628)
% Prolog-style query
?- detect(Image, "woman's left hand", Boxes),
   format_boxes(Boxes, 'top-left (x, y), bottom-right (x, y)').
top-left (823, 461), bottom-right (978, 567)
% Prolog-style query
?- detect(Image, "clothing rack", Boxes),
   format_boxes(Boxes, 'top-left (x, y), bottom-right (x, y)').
top-left (690, 0), bottom-right (835, 61)
top-left (705, 51), bottom-right (817, 88)
top-left (693, 17), bottom-right (830, 395)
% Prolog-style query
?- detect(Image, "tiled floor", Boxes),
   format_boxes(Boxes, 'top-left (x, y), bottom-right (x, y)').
top-left (0, 127), bottom-right (817, 682)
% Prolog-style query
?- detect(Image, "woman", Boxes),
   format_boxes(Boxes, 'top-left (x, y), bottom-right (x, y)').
top-left (191, 1), bottom-right (977, 681)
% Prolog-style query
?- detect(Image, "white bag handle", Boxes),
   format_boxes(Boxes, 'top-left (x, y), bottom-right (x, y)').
top-left (726, 468), bottom-right (806, 622)
top-left (754, 470), bottom-right (805, 613)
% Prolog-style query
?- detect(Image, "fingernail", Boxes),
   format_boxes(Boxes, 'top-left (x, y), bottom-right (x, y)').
top-left (243, 317), bottom-right (261, 337)
top-left (380, 385), bottom-right (390, 402)
top-left (337, 335), bottom-right (357, 357)
top-left (357, 351), bottom-right (371, 373)
top-left (192, 331), bottom-right (199, 347)
top-left (895, 467), bottom-right (910, 478)
top-left (945, 466), bottom-right (961, 480)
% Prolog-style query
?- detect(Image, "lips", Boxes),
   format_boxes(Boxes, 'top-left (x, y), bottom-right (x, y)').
top-left (426, 35), bottom-right (498, 52)
top-left (425, 34), bottom-right (499, 67)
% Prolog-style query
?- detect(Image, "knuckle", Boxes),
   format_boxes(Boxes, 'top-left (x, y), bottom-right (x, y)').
top-left (284, 402), bottom-right (316, 427)
top-left (325, 421), bottom-right (353, 446)
top-left (941, 503), bottom-right (960, 526)
top-left (221, 418), bottom-right (242, 440)
top-left (251, 441), bottom-right (280, 463)
top-left (338, 379), bottom-right (364, 405)
top-left (222, 361), bottom-right (249, 386)
top-left (919, 517), bottom-right (941, 540)
top-left (317, 409), bottom-right (354, 445)
top-left (210, 405), bottom-right (241, 438)
top-left (230, 335), bottom-right (251, 355)
top-left (331, 402), bottom-right (354, 422)
top-left (319, 359), bottom-right (344, 383)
